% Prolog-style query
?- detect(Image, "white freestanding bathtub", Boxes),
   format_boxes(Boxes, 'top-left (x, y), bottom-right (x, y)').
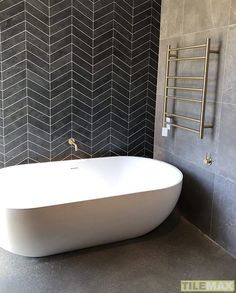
top-left (0, 156), bottom-right (183, 257)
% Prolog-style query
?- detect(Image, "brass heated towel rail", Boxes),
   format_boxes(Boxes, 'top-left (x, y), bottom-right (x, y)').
top-left (162, 38), bottom-right (219, 139)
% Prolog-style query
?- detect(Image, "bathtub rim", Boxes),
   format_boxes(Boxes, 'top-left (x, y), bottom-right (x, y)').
top-left (0, 156), bottom-right (183, 210)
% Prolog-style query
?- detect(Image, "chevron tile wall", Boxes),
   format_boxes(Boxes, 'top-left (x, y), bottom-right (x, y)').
top-left (0, 0), bottom-right (161, 168)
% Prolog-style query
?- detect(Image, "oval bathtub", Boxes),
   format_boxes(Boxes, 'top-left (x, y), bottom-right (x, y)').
top-left (0, 156), bottom-right (183, 257)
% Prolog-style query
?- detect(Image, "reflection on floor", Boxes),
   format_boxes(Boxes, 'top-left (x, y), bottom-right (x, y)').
top-left (0, 212), bottom-right (235, 293)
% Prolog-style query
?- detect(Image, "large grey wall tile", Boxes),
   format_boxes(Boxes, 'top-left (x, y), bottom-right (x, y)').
top-left (156, 148), bottom-right (214, 235)
top-left (174, 156), bottom-right (214, 235)
top-left (211, 175), bottom-right (236, 258)
top-left (160, 0), bottom-right (184, 39)
top-left (230, 0), bottom-right (236, 24)
top-left (183, 0), bottom-right (230, 34)
top-left (222, 25), bottom-right (236, 104)
top-left (216, 103), bottom-right (236, 182)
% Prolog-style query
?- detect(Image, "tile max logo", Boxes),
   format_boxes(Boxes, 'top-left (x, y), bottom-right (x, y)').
top-left (181, 280), bottom-right (235, 292)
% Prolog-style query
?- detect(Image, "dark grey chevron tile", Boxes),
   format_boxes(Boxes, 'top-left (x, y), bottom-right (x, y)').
top-left (73, 17), bottom-right (93, 38)
top-left (51, 80), bottom-right (71, 99)
top-left (73, 98), bottom-right (91, 115)
top-left (3, 70), bottom-right (26, 91)
top-left (51, 123), bottom-right (71, 143)
top-left (94, 73), bottom-right (112, 91)
top-left (28, 80), bottom-right (49, 99)
top-left (29, 106), bottom-right (50, 125)
top-left (26, 23), bottom-right (49, 44)
top-left (94, 11), bottom-right (113, 30)
top-left (94, 55), bottom-right (112, 73)
top-left (93, 97), bottom-right (111, 115)
top-left (94, 0), bottom-right (111, 11)
top-left (73, 0), bottom-right (93, 20)
top-left (73, 80), bottom-right (92, 99)
top-left (93, 128), bottom-right (110, 146)
top-left (27, 50), bottom-right (49, 71)
top-left (51, 53), bottom-right (71, 72)
top-left (51, 0), bottom-right (71, 17)
top-left (94, 3), bottom-right (113, 21)
top-left (132, 76), bottom-right (149, 93)
top-left (3, 79), bottom-right (26, 99)
top-left (51, 16), bottom-right (71, 35)
top-left (93, 105), bottom-right (111, 123)
top-left (28, 123), bottom-right (50, 142)
top-left (75, 0), bottom-right (93, 11)
top-left (5, 150), bottom-right (28, 167)
top-left (51, 72), bottom-right (71, 90)
top-left (50, 7), bottom-right (71, 26)
top-left (28, 88), bottom-right (50, 108)
top-left (73, 89), bottom-right (92, 107)
top-left (26, 3), bottom-right (49, 25)
top-left (28, 71), bottom-right (50, 90)
top-left (92, 137), bottom-right (110, 155)
top-left (94, 30), bottom-right (113, 48)
top-left (27, 0), bottom-right (48, 15)
top-left (51, 35), bottom-right (71, 54)
top-left (73, 6), bottom-right (93, 29)
top-left (112, 90), bottom-right (129, 107)
top-left (133, 25), bottom-right (150, 42)
top-left (4, 97), bottom-right (27, 118)
top-left (28, 114), bottom-right (50, 133)
top-left (94, 64), bottom-right (112, 82)
top-left (0, 2), bottom-right (24, 23)
top-left (112, 128), bottom-right (128, 144)
top-left (113, 81), bottom-right (129, 98)
top-left (0, 0), bottom-right (22, 11)
top-left (51, 45), bottom-right (71, 63)
top-left (28, 98), bottom-right (50, 117)
top-left (93, 120), bottom-right (110, 138)
top-left (117, 0), bottom-right (132, 15)
top-left (113, 97), bottom-right (129, 114)
top-left (93, 81), bottom-right (111, 98)
top-left (51, 131), bottom-right (71, 150)
top-left (2, 51), bottom-right (26, 72)
top-left (2, 41), bottom-right (26, 61)
top-left (4, 115), bottom-right (27, 136)
top-left (1, 12), bottom-right (25, 32)
top-left (73, 34), bottom-right (92, 56)
top-left (73, 53), bottom-right (92, 72)
top-left (4, 124), bottom-right (27, 145)
top-left (115, 2), bottom-right (132, 24)
top-left (2, 24), bottom-right (25, 44)
top-left (27, 60), bottom-right (49, 80)
top-left (72, 106), bottom-right (91, 123)
top-left (52, 97), bottom-right (71, 118)
top-left (52, 62), bottom-right (71, 81)
top-left (51, 145), bottom-right (71, 161)
top-left (28, 141), bottom-right (50, 159)
top-left (113, 48), bottom-right (131, 68)
top-left (51, 26), bottom-right (71, 46)
top-left (113, 73), bottom-right (130, 90)
top-left (113, 64), bottom-right (130, 81)
top-left (26, 12), bottom-right (49, 35)
top-left (112, 113), bottom-right (128, 129)
top-left (94, 20), bottom-right (113, 38)
top-left (51, 115), bottom-right (71, 135)
top-left (1, 31), bottom-right (24, 52)
top-left (72, 45), bottom-right (92, 64)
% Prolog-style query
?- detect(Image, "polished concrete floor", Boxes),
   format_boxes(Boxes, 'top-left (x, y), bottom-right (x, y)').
top-left (0, 213), bottom-right (236, 293)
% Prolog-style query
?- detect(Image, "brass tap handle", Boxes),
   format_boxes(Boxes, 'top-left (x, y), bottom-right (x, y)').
top-left (203, 153), bottom-right (213, 166)
top-left (68, 138), bottom-right (78, 152)
top-left (68, 138), bottom-right (75, 145)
